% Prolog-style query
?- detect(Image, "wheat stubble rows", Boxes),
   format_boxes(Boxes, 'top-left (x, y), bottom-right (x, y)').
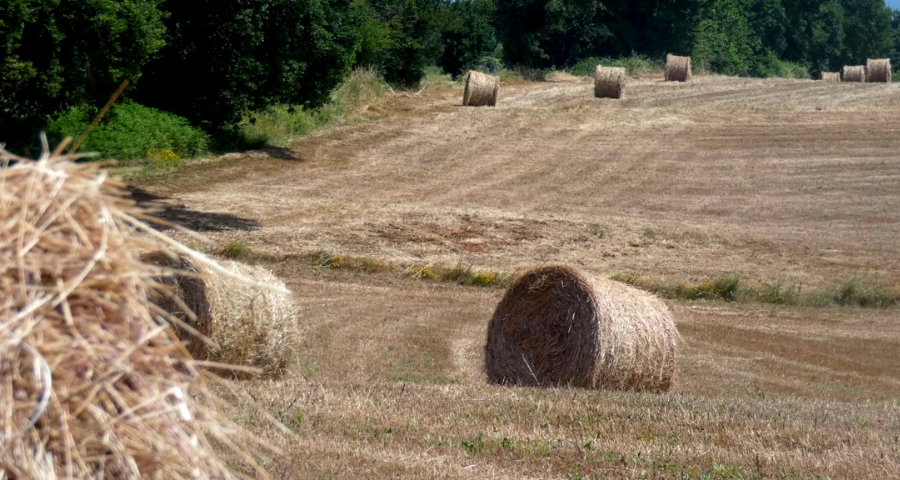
top-left (145, 76), bottom-right (900, 478)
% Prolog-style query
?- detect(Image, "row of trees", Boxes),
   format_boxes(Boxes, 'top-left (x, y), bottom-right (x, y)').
top-left (2, 0), bottom-right (899, 143)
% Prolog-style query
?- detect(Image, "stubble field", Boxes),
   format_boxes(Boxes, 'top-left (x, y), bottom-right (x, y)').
top-left (135, 73), bottom-right (900, 479)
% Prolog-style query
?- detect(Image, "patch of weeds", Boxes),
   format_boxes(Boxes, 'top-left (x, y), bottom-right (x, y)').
top-left (611, 273), bottom-right (741, 302)
top-left (570, 54), bottom-right (663, 77)
top-left (710, 462), bottom-right (749, 479)
top-left (460, 432), bottom-right (485, 453)
top-left (418, 66), bottom-right (457, 90)
top-left (310, 251), bottom-right (393, 273)
top-left (744, 281), bottom-right (800, 305)
top-left (676, 275), bottom-right (741, 301)
top-left (219, 239), bottom-right (253, 259)
top-left (405, 265), bottom-right (440, 281)
top-left (827, 276), bottom-right (899, 308)
top-left (441, 264), bottom-right (510, 287)
top-left (498, 66), bottom-right (552, 82)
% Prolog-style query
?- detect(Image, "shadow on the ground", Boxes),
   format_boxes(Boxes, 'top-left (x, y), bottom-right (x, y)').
top-left (127, 186), bottom-right (261, 232)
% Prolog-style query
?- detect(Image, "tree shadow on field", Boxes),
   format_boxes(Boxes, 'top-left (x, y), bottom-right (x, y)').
top-left (127, 186), bottom-right (261, 232)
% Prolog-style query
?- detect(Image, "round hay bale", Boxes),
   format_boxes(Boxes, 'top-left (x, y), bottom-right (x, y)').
top-left (665, 54), bottom-right (692, 82)
top-left (145, 252), bottom-right (301, 377)
top-left (820, 72), bottom-right (841, 82)
top-left (866, 59), bottom-right (892, 83)
top-left (463, 70), bottom-right (499, 107)
top-left (0, 141), bottom-right (273, 478)
top-left (593, 66), bottom-right (626, 99)
top-left (842, 65), bottom-right (866, 83)
top-left (484, 266), bottom-right (679, 392)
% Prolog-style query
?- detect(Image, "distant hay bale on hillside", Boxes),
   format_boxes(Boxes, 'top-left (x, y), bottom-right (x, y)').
top-left (0, 140), bottom-right (273, 479)
top-left (665, 54), bottom-right (692, 82)
top-left (842, 65), bottom-right (866, 83)
top-left (593, 66), bottom-right (626, 99)
top-left (821, 72), bottom-right (841, 82)
top-left (145, 252), bottom-right (300, 377)
top-left (484, 265), bottom-right (679, 392)
top-left (866, 59), bottom-right (892, 83)
top-left (463, 70), bottom-right (499, 107)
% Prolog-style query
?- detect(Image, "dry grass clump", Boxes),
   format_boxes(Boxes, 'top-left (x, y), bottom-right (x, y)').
top-left (842, 65), bottom-right (866, 83)
top-left (462, 70), bottom-right (499, 107)
top-left (665, 54), bottom-right (692, 82)
top-left (144, 252), bottom-right (301, 377)
top-left (866, 59), bottom-right (892, 83)
top-left (0, 139), bottom-right (274, 479)
top-left (593, 66), bottom-right (626, 99)
top-left (821, 72), bottom-right (841, 82)
top-left (484, 265), bottom-right (679, 393)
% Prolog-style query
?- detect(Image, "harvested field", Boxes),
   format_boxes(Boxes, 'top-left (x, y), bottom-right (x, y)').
top-left (131, 74), bottom-right (900, 478)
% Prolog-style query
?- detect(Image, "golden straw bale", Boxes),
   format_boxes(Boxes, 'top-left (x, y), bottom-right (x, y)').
top-left (0, 140), bottom-right (274, 479)
top-left (821, 72), bottom-right (841, 82)
top-left (842, 65), bottom-right (866, 83)
top-left (665, 54), bottom-right (692, 82)
top-left (463, 70), bottom-right (499, 107)
top-left (145, 252), bottom-right (301, 377)
top-left (866, 59), bottom-right (892, 83)
top-left (593, 66), bottom-right (626, 99)
top-left (484, 266), bottom-right (679, 392)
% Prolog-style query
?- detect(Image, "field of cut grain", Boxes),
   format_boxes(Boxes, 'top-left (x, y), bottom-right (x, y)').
top-left (134, 74), bottom-right (900, 479)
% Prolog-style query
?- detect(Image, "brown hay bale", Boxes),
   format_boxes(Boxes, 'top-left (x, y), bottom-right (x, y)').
top-left (463, 70), bottom-right (499, 107)
top-left (665, 54), bottom-right (692, 82)
top-left (593, 66), bottom-right (626, 99)
top-left (821, 72), bottom-right (841, 82)
top-left (144, 252), bottom-right (301, 377)
top-left (866, 59), bottom-right (892, 83)
top-left (484, 265), bottom-right (679, 392)
top-left (0, 141), bottom-right (274, 479)
top-left (842, 65), bottom-right (866, 83)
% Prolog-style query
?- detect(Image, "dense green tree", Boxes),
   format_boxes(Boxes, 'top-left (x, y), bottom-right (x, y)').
top-left (0, 0), bottom-right (166, 143)
top-left (362, 0), bottom-right (448, 86)
top-left (134, 0), bottom-right (361, 129)
top-left (892, 9), bottom-right (900, 70)
top-left (438, 0), bottom-right (498, 78)
top-left (494, 0), bottom-right (612, 69)
top-left (838, 0), bottom-right (894, 65)
top-left (692, 0), bottom-right (757, 75)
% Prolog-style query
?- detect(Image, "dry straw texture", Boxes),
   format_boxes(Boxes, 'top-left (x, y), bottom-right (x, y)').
top-left (866, 59), bottom-right (892, 83)
top-left (821, 72), bottom-right (841, 82)
top-left (593, 66), bottom-right (626, 99)
top-left (665, 54), bottom-right (692, 82)
top-left (0, 140), bottom-right (275, 479)
top-left (462, 70), bottom-right (499, 107)
top-left (145, 252), bottom-right (300, 377)
top-left (843, 65), bottom-right (866, 83)
top-left (484, 266), bottom-right (679, 393)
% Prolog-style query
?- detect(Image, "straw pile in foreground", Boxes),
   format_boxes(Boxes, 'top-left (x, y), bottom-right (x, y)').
top-left (145, 252), bottom-right (301, 377)
top-left (843, 65), bottom-right (866, 83)
top-left (0, 141), bottom-right (274, 479)
top-left (593, 66), bottom-right (626, 99)
top-left (665, 54), bottom-right (692, 82)
top-left (821, 72), bottom-right (841, 82)
top-left (463, 70), bottom-right (499, 107)
top-left (866, 59), bottom-right (892, 83)
top-left (484, 265), bottom-right (679, 392)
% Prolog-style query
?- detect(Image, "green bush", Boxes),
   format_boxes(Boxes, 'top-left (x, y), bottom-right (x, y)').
top-left (569, 55), bottom-right (662, 77)
top-left (1, 0), bottom-right (166, 148)
top-left (46, 103), bottom-right (208, 160)
top-left (233, 68), bottom-right (392, 148)
top-left (752, 50), bottom-right (809, 78)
